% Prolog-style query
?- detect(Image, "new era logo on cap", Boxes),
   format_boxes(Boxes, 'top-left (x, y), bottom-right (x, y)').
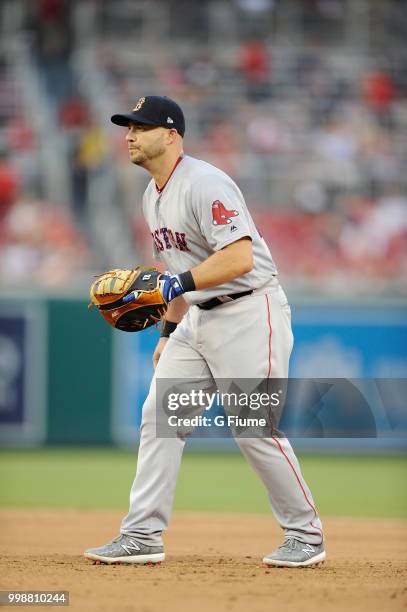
top-left (111, 96), bottom-right (185, 136)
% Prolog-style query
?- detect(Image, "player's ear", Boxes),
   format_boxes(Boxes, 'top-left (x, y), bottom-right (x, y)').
top-left (166, 128), bottom-right (178, 145)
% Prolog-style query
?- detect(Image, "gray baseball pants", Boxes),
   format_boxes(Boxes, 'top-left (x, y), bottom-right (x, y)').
top-left (121, 281), bottom-right (323, 547)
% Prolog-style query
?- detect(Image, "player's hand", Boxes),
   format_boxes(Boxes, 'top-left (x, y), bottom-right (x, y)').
top-left (159, 273), bottom-right (186, 303)
top-left (153, 337), bottom-right (169, 369)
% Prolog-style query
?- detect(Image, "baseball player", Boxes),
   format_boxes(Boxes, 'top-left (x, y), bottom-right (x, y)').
top-left (84, 95), bottom-right (325, 567)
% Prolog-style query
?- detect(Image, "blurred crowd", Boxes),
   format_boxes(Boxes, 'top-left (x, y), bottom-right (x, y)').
top-left (0, 0), bottom-right (406, 294)
top-left (0, 90), bottom-right (92, 288)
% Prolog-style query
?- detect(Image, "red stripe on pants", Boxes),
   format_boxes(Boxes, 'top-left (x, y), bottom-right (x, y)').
top-left (272, 435), bottom-right (323, 541)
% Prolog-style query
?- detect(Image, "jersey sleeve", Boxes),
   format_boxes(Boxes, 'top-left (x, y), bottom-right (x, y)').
top-left (192, 174), bottom-right (253, 251)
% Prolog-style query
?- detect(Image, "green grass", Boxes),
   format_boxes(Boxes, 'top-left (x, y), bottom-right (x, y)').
top-left (0, 449), bottom-right (406, 519)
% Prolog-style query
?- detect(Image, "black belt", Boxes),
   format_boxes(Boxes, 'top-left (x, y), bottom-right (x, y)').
top-left (197, 290), bottom-right (253, 311)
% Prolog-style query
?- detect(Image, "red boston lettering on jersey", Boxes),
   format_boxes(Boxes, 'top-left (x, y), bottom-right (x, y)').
top-left (212, 200), bottom-right (239, 225)
top-left (152, 228), bottom-right (190, 252)
top-left (152, 230), bottom-right (164, 252)
top-left (175, 231), bottom-right (190, 251)
top-left (159, 227), bottom-right (171, 249)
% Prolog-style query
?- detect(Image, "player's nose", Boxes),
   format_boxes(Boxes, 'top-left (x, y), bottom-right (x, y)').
top-left (126, 125), bottom-right (139, 143)
top-left (125, 130), bottom-right (135, 143)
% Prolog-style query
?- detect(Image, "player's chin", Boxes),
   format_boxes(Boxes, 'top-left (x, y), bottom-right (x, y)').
top-left (130, 154), bottom-right (145, 166)
top-left (130, 153), bottom-right (146, 166)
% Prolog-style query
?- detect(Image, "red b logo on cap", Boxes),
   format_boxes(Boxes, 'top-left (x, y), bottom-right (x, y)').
top-left (212, 200), bottom-right (239, 225)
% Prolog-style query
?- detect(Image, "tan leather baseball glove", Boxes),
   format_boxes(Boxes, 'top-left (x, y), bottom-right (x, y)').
top-left (89, 267), bottom-right (167, 332)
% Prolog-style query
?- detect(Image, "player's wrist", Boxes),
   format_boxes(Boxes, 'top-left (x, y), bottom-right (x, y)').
top-left (160, 270), bottom-right (196, 303)
top-left (177, 270), bottom-right (195, 293)
top-left (160, 319), bottom-right (178, 338)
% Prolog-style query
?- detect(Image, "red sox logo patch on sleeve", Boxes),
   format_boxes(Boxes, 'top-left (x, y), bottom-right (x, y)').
top-left (212, 200), bottom-right (239, 225)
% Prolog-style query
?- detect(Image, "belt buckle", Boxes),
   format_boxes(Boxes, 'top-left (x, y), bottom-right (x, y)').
top-left (217, 295), bottom-right (234, 304)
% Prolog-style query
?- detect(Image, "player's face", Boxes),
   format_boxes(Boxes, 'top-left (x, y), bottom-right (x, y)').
top-left (126, 123), bottom-right (167, 166)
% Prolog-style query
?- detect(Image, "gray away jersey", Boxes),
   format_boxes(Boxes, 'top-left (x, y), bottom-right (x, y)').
top-left (142, 155), bottom-right (278, 306)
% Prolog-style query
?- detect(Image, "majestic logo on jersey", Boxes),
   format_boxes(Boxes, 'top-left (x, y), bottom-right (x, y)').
top-left (133, 97), bottom-right (146, 112)
top-left (212, 200), bottom-right (239, 225)
top-left (152, 228), bottom-right (190, 252)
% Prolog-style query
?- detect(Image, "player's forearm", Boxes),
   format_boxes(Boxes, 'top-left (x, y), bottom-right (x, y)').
top-left (165, 294), bottom-right (189, 323)
top-left (160, 238), bottom-right (253, 303)
top-left (190, 238), bottom-right (253, 290)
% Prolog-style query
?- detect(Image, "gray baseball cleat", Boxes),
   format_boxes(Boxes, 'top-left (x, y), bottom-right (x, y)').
top-left (263, 537), bottom-right (326, 567)
top-left (84, 534), bottom-right (165, 565)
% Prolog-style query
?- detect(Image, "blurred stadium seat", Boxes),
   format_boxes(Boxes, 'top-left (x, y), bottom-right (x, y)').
top-left (0, 0), bottom-right (406, 295)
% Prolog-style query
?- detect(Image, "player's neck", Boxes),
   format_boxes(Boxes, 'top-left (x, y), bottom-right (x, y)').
top-left (149, 151), bottom-right (184, 192)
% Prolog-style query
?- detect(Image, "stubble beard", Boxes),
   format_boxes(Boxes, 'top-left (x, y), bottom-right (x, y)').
top-left (131, 143), bottom-right (166, 167)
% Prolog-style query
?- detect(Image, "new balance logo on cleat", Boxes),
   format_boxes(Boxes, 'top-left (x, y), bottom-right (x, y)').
top-left (301, 544), bottom-right (315, 558)
top-left (121, 539), bottom-right (141, 555)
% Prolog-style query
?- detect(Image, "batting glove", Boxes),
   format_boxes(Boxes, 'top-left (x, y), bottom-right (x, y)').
top-left (159, 270), bottom-right (195, 303)
top-left (123, 270), bottom-right (195, 306)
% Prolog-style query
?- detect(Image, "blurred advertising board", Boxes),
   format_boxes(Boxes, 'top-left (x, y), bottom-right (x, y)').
top-left (289, 305), bottom-right (406, 378)
top-left (111, 327), bottom-right (157, 445)
top-left (112, 304), bottom-right (407, 450)
top-left (0, 300), bottom-right (47, 446)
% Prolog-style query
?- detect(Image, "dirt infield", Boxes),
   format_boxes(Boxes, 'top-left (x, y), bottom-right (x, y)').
top-left (1, 510), bottom-right (406, 612)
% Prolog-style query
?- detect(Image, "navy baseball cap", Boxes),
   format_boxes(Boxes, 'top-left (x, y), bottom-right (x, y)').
top-left (111, 95), bottom-right (185, 137)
